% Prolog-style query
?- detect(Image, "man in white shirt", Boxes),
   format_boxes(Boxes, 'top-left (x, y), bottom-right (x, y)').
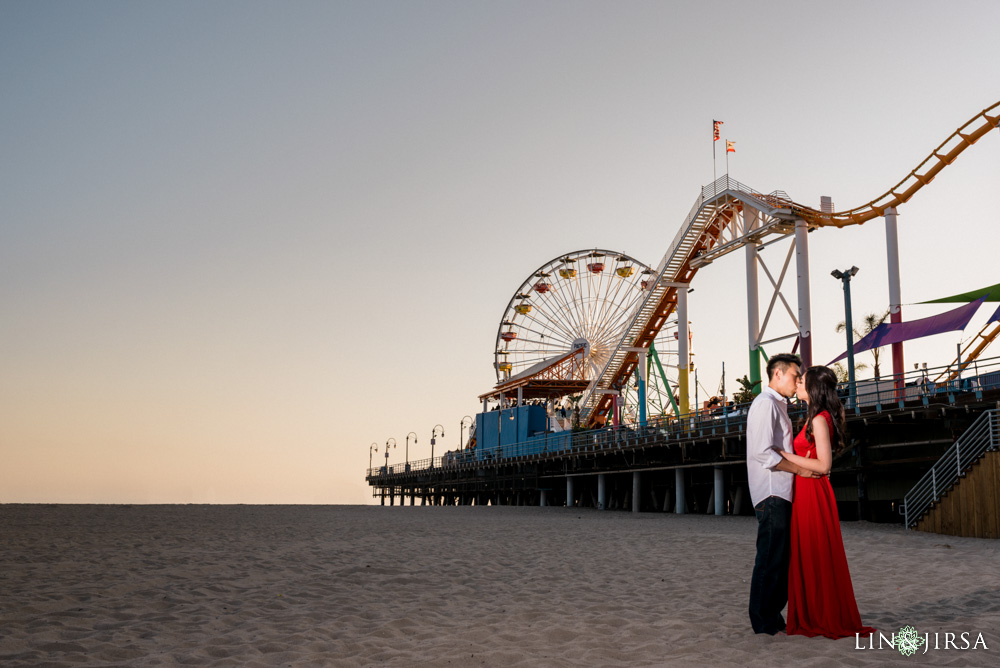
top-left (746, 353), bottom-right (815, 635)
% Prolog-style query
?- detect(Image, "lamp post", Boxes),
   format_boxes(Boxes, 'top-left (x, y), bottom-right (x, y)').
top-left (459, 415), bottom-right (473, 450)
top-left (497, 403), bottom-right (502, 459)
top-left (832, 266), bottom-right (860, 412)
top-left (369, 442), bottom-right (378, 474)
top-left (405, 431), bottom-right (417, 469)
top-left (431, 425), bottom-right (444, 466)
top-left (499, 405), bottom-right (514, 459)
top-left (384, 438), bottom-right (396, 473)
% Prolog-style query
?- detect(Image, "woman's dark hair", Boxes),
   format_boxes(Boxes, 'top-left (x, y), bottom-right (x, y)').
top-left (803, 365), bottom-right (846, 449)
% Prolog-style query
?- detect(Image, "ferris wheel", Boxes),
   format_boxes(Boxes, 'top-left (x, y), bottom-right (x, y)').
top-left (493, 249), bottom-right (682, 419)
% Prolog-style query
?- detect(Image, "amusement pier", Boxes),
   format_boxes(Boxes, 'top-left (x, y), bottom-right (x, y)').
top-left (367, 102), bottom-right (1000, 540)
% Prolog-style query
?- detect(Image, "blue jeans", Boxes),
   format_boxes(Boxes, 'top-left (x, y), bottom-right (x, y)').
top-left (748, 496), bottom-right (791, 634)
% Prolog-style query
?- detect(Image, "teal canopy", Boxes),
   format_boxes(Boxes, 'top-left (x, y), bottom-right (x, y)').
top-left (921, 282), bottom-right (1000, 304)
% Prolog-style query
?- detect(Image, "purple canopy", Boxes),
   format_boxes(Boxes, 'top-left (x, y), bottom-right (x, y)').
top-left (990, 303), bottom-right (1000, 325)
top-left (830, 297), bottom-right (986, 364)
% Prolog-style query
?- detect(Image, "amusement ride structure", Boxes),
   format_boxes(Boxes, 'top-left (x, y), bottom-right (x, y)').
top-left (368, 101), bottom-right (1000, 538)
top-left (575, 100), bottom-right (1000, 427)
top-left (489, 249), bottom-right (683, 428)
top-left (480, 101), bottom-right (1000, 429)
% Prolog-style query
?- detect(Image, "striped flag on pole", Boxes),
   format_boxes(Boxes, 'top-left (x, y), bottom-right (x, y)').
top-left (726, 140), bottom-right (735, 153)
top-left (713, 120), bottom-right (723, 141)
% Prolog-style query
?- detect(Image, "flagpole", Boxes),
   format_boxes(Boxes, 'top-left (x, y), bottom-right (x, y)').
top-left (726, 141), bottom-right (729, 176)
top-left (712, 121), bottom-right (722, 185)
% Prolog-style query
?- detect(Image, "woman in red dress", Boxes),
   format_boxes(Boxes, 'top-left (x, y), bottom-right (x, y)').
top-left (778, 365), bottom-right (876, 639)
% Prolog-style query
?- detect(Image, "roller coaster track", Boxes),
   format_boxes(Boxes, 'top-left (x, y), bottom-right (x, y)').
top-left (794, 101), bottom-right (1000, 227)
top-left (581, 101), bottom-right (1000, 425)
top-left (935, 321), bottom-right (1000, 383)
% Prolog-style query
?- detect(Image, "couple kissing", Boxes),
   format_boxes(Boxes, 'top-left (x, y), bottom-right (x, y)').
top-left (746, 353), bottom-right (876, 639)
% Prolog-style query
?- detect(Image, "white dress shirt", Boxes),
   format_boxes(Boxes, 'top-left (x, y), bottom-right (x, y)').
top-left (746, 386), bottom-right (794, 506)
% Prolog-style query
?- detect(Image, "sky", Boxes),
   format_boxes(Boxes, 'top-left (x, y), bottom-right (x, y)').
top-left (2, 1), bottom-right (998, 504)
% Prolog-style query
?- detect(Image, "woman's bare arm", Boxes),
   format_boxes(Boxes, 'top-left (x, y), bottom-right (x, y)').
top-left (778, 416), bottom-right (833, 475)
top-left (774, 456), bottom-right (823, 478)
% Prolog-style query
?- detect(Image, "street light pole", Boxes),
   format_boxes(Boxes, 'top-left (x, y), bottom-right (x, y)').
top-left (832, 266), bottom-right (860, 412)
top-left (384, 438), bottom-right (396, 472)
top-left (369, 442), bottom-right (378, 473)
top-left (460, 415), bottom-right (473, 451)
top-left (431, 425), bottom-right (444, 466)
top-left (405, 431), bottom-right (417, 468)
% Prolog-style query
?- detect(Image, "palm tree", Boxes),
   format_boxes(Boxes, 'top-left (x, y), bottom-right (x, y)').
top-left (836, 308), bottom-right (890, 379)
top-left (732, 375), bottom-right (760, 404)
top-left (832, 360), bottom-right (869, 384)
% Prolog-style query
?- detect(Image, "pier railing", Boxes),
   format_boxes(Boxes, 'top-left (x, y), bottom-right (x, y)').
top-left (902, 409), bottom-right (999, 529)
top-left (367, 395), bottom-right (812, 478)
top-left (366, 407), bottom-right (762, 479)
top-left (368, 354), bottom-right (1000, 480)
top-left (699, 174), bottom-right (793, 210)
top-left (846, 354), bottom-right (1000, 412)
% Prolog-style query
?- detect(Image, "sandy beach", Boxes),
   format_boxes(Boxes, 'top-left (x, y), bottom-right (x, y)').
top-left (1, 505), bottom-right (996, 667)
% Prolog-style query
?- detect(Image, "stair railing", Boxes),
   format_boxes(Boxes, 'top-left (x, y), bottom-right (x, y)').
top-left (903, 409), bottom-right (999, 529)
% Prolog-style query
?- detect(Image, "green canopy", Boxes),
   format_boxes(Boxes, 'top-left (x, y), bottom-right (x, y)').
top-left (921, 282), bottom-right (1000, 304)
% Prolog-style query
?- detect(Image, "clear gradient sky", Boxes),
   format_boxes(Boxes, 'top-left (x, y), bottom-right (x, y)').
top-left (2, 1), bottom-right (998, 504)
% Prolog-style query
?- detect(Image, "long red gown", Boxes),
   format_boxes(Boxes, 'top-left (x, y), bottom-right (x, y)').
top-left (787, 410), bottom-right (876, 639)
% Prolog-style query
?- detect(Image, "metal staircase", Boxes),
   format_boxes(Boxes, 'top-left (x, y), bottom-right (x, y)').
top-left (903, 409), bottom-right (1000, 529)
top-left (580, 176), bottom-right (791, 421)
